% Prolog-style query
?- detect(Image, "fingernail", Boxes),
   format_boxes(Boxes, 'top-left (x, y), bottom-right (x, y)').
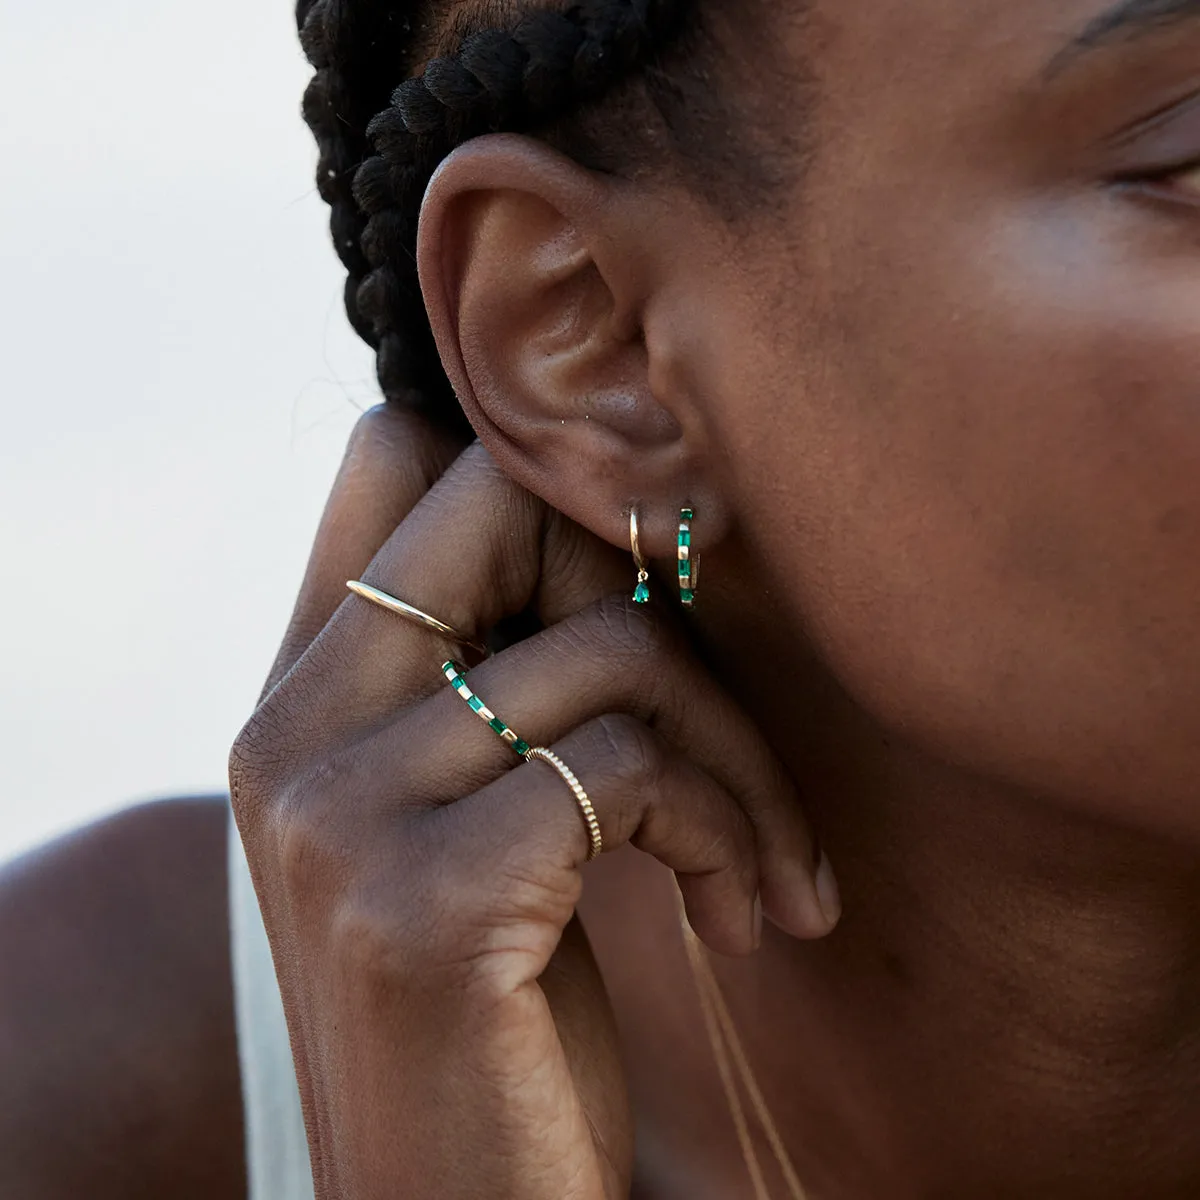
top-left (750, 892), bottom-right (763, 949)
top-left (815, 855), bottom-right (841, 928)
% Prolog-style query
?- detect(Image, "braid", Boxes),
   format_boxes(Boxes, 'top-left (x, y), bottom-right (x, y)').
top-left (298, 0), bottom-right (695, 435)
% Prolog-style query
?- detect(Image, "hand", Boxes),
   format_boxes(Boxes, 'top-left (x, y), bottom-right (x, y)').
top-left (230, 405), bottom-right (836, 1200)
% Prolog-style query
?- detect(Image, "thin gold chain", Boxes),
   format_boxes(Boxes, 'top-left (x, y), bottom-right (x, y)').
top-left (679, 908), bottom-right (774, 1200)
top-left (676, 888), bottom-right (809, 1200)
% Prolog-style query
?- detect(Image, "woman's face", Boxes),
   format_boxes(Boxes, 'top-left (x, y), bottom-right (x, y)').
top-left (700, 0), bottom-right (1200, 832)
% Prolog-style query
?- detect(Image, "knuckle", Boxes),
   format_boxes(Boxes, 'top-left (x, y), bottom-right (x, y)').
top-left (238, 675), bottom-right (314, 756)
top-left (329, 894), bottom-right (413, 991)
top-left (418, 806), bottom-right (577, 981)
top-left (347, 404), bottom-right (463, 501)
top-left (701, 807), bottom-right (755, 868)
top-left (228, 694), bottom-right (302, 823)
top-left (275, 753), bottom-right (363, 891)
top-left (347, 403), bottom-right (423, 466)
top-left (599, 593), bottom-right (662, 652)
top-left (229, 654), bottom-right (358, 815)
top-left (422, 441), bottom-right (506, 515)
top-left (581, 594), bottom-right (674, 669)
top-left (276, 789), bottom-right (331, 895)
top-left (231, 726), bottom-right (363, 897)
top-left (327, 892), bottom-right (456, 1013)
top-left (326, 828), bottom-right (492, 993)
top-left (593, 712), bottom-right (664, 795)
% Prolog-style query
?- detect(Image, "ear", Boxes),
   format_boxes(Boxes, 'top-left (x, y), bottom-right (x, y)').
top-left (416, 133), bottom-right (729, 565)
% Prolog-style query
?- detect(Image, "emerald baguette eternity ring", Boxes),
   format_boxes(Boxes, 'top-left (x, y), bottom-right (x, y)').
top-left (441, 660), bottom-right (603, 860)
top-left (442, 660), bottom-right (532, 757)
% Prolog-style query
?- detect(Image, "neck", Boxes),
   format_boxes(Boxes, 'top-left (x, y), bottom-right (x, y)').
top-left (692, 584), bottom-right (1200, 1199)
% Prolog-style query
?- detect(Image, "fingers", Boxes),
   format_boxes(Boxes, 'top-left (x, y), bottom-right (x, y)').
top-left (348, 596), bottom-right (837, 941)
top-left (432, 713), bottom-right (761, 962)
top-left (244, 412), bottom-right (839, 951)
top-left (283, 444), bottom-right (628, 729)
top-left (263, 405), bottom-right (466, 698)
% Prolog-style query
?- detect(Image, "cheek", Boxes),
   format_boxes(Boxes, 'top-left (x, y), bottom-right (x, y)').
top-left (721, 200), bottom-right (1200, 828)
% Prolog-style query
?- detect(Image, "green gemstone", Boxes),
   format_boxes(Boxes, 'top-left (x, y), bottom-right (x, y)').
top-left (681, 508), bottom-right (694, 521)
top-left (680, 588), bottom-right (695, 605)
top-left (489, 717), bottom-right (507, 736)
top-left (441, 661), bottom-right (455, 675)
top-left (678, 560), bottom-right (690, 576)
top-left (513, 739), bottom-right (531, 757)
top-left (468, 696), bottom-right (484, 712)
top-left (679, 529), bottom-right (691, 547)
top-left (633, 581), bottom-right (651, 604)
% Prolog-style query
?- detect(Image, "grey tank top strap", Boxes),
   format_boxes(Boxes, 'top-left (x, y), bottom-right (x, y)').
top-left (228, 813), bottom-right (316, 1200)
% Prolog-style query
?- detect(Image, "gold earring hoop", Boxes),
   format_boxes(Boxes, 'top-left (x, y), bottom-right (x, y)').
top-left (678, 508), bottom-right (699, 609)
top-left (630, 507), bottom-right (651, 605)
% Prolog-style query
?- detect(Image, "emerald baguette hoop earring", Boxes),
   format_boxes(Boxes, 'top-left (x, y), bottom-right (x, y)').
top-left (442, 661), bottom-right (532, 756)
top-left (678, 508), bottom-right (699, 609)
top-left (630, 507), bottom-right (651, 604)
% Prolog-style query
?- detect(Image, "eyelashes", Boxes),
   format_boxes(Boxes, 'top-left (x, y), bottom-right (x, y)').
top-left (1164, 160), bottom-right (1200, 194)
top-left (1104, 87), bottom-right (1200, 188)
top-left (1116, 155), bottom-right (1200, 206)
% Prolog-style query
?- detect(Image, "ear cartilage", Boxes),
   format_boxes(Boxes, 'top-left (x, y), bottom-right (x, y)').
top-left (678, 508), bottom-right (698, 609)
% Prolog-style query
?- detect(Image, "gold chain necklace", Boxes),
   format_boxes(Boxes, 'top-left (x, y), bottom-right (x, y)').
top-left (676, 889), bottom-right (809, 1200)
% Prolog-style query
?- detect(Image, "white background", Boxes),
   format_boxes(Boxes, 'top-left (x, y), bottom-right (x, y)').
top-left (0, 1), bottom-right (376, 861)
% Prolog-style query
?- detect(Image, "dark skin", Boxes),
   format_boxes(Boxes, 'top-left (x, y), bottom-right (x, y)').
top-left (0, 799), bottom-right (244, 1199)
top-left (7, 0), bottom-right (1200, 1195)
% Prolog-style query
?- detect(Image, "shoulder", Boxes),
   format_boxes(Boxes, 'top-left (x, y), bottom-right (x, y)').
top-left (0, 797), bottom-right (246, 1199)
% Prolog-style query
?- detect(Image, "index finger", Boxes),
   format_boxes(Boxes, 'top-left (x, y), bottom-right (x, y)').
top-left (262, 404), bottom-right (466, 699)
top-left (277, 442), bottom-right (628, 736)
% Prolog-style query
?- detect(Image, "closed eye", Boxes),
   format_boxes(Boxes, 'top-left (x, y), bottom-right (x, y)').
top-left (1164, 159), bottom-right (1200, 192)
top-left (1115, 154), bottom-right (1200, 203)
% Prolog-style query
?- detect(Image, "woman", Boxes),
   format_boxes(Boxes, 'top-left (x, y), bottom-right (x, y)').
top-left (6, 0), bottom-right (1200, 1195)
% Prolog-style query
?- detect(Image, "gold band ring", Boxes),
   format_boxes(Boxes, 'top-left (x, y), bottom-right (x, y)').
top-left (346, 581), bottom-right (488, 656)
top-left (524, 747), bottom-right (603, 861)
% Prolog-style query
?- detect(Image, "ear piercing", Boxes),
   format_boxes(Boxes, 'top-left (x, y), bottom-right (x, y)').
top-left (630, 506), bottom-right (701, 609)
top-left (630, 507), bottom-right (651, 604)
top-left (678, 508), bottom-right (699, 609)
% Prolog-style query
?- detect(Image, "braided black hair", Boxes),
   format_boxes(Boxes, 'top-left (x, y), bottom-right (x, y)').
top-left (297, 0), bottom-right (725, 436)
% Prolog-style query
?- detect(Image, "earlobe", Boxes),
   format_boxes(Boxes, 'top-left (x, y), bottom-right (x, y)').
top-left (416, 132), bottom-right (730, 563)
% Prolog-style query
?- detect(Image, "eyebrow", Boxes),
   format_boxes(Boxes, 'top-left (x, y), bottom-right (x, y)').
top-left (1048, 0), bottom-right (1200, 76)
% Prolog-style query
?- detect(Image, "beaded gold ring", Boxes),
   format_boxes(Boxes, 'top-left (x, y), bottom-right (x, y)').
top-left (442, 662), bottom-right (603, 861)
top-left (524, 747), bottom-right (603, 861)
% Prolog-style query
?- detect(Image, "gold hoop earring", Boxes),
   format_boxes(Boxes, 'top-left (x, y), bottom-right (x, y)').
top-left (630, 507), bottom-right (651, 605)
top-left (678, 508), bottom-right (699, 609)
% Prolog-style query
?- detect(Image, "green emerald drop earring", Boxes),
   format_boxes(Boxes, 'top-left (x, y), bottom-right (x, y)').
top-left (630, 507), bottom-right (651, 604)
top-left (678, 508), bottom-right (699, 609)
